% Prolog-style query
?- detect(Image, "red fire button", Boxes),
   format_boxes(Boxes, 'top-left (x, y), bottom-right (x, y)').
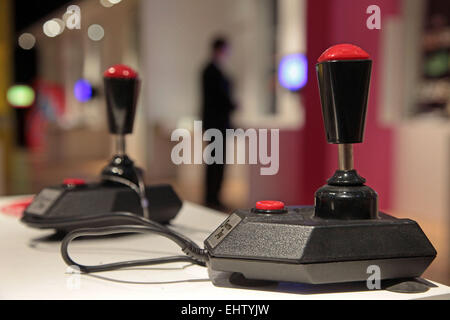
top-left (255, 201), bottom-right (285, 211)
top-left (63, 178), bottom-right (86, 187)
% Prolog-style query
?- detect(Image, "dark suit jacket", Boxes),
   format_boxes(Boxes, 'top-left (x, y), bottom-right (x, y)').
top-left (201, 62), bottom-right (235, 130)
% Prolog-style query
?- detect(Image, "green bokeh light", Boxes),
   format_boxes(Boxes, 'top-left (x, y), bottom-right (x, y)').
top-left (7, 85), bottom-right (35, 107)
top-left (425, 51), bottom-right (449, 78)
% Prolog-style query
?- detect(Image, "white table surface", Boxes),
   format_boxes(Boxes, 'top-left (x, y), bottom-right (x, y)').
top-left (0, 195), bottom-right (449, 300)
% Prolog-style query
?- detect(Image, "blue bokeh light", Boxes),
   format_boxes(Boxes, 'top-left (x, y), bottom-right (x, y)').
top-left (278, 53), bottom-right (308, 91)
top-left (74, 79), bottom-right (93, 102)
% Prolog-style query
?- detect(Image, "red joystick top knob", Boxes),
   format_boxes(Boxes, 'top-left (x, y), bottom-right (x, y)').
top-left (104, 64), bottom-right (138, 79)
top-left (256, 201), bottom-right (285, 211)
top-left (318, 44), bottom-right (370, 63)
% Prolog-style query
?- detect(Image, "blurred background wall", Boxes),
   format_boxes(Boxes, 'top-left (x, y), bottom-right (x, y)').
top-left (0, 0), bottom-right (448, 284)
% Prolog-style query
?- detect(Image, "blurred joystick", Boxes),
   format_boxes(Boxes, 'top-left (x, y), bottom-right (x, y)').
top-left (21, 64), bottom-right (182, 232)
top-left (102, 65), bottom-right (141, 184)
top-left (315, 44), bottom-right (377, 220)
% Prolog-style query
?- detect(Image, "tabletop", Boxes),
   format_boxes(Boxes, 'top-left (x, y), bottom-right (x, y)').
top-left (0, 195), bottom-right (449, 300)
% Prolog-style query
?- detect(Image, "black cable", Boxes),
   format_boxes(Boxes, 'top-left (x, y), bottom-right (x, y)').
top-left (36, 211), bottom-right (199, 248)
top-left (60, 214), bottom-right (209, 274)
top-left (102, 166), bottom-right (150, 219)
top-left (61, 164), bottom-right (209, 274)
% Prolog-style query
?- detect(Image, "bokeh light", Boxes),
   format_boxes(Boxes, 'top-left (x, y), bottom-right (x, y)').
top-left (18, 33), bottom-right (36, 50)
top-left (88, 24), bottom-right (105, 41)
top-left (43, 19), bottom-right (65, 37)
top-left (7, 85), bottom-right (35, 108)
top-left (74, 79), bottom-right (93, 102)
top-left (100, 0), bottom-right (114, 8)
top-left (100, 0), bottom-right (122, 8)
top-left (278, 53), bottom-right (308, 91)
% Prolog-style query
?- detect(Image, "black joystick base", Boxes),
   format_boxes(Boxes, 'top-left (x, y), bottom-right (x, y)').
top-left (22, 154), bottom-right (182, 233)
top-left (22, 152), bottom-right (183, 232)
top-left (102, 154), bottom-right (140, 185)
top-left (315, 170), bottom-right (378, 220)
top-left (21, 181), bottom-right (182, 233)
top-left (205, 207), bottom-right (436, 284)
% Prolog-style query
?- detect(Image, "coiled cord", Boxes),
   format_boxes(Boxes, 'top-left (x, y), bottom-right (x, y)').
top-left (61, 166), bottom-right (209, 274)
top-left (61, 213), bottom-right (209, 273)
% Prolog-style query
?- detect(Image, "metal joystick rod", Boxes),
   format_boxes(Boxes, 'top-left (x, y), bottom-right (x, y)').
top-left (101, 64), bottom-right (141, 184)
top-left (315, 44), bottom-right (378, 220)
top-left (338, 144), bottom-right (354, 171)
top-left (115, 135), bottom-right (126, 156)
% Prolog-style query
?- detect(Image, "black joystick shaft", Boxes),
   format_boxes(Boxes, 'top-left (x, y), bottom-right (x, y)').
top-left (102, 65), bottom-right (141, 184)
top-left (104, 65), bottom-right (140, 155)
top-left (315, 44), bottom-right (378, 220)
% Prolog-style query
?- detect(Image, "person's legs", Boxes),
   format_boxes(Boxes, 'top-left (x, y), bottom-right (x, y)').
top-left (204, 131), bottom-right (227, 207)
top-left (206, 163), bottom-right (219, 204)
top-left (206, 164), bottom-right (225, 202)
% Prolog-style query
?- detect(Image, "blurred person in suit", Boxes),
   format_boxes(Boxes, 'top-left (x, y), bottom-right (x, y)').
top-left (201, 36), bottom-right (236, 211)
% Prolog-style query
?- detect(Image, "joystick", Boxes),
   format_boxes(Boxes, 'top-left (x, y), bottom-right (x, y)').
top-left (102, 65), bottom-right (141, 185)
top-left (204, 44), bottom-right (437, 284)
top-left (315, 44), bottom-right (377, 220)
top-left (22, 65), bottom-right (182, 233)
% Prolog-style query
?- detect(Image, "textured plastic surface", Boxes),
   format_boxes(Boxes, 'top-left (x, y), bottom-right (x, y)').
top-left (316, 60), bottom-right (372, 144)
top-left (206, 207), bottom-right (436, 284)
top-left (208, 257), bottom-right (433, 285)
top-left (21, 184), bottom-right (182, 232)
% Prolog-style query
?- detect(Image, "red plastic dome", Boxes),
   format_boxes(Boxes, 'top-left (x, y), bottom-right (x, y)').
top-left (104, 65), bottom-right (138, 79)
top-left (318, 44), bottom-right (370, 63)
top-left (255, 201), bottom-right (285, 211)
